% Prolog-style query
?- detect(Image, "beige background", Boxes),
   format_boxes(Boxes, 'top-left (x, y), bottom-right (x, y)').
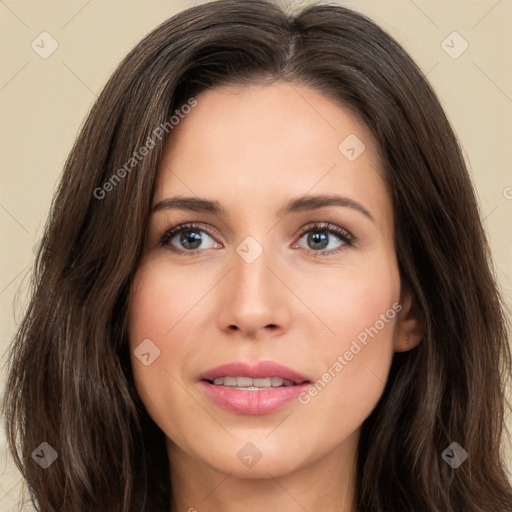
top-left (1, 0), bottom-right (511, 508)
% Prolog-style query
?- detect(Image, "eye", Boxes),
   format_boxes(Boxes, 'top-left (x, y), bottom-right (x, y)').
top-left (159, 223), bottom-right (221, 254)
top-left (294, 222), bottom-right (354, 256)
top-left (159, 221), bottom-right (355, 257)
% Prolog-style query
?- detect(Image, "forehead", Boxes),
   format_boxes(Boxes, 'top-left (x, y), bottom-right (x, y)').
top-left (153, 81), bottom-right (391, 231)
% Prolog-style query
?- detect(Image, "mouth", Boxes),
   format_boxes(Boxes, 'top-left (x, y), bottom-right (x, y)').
top-left (198, 360), bottom-right (311, 387)
top-left (206, 376), bottom-right (299, 390)
top-left (198, 361), bottom-right (312, 414)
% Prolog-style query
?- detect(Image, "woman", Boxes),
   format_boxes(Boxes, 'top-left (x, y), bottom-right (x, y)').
top-left (3, 0), bottom-right (512, 510)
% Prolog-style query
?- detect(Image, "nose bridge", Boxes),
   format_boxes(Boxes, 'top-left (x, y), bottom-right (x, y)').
top-left (232, 237), bottom-right (276, 307)
top-left (218, 235), bottom-right (290, 335)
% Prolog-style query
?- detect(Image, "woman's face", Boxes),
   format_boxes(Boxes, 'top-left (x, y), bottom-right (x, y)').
top-left (128, 81), bottom-right (410, 479)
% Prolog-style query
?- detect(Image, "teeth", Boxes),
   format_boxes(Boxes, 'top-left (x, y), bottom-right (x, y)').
top-left (238, 376), bottom-right (253, 387)
top-left (211, 376), bottom-right (296, 388)
top-left (223, 376), bottom-right (238, 387)
top-left (271, 377), bottom-right (284, 387)
top-left (252, 377), bottom-right (272, 388)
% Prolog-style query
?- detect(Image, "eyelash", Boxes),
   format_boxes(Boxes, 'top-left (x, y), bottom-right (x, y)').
top-left (159, 221), bottom-right (356, 257)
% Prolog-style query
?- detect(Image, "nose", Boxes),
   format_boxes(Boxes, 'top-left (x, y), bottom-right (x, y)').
top-left (217, 243), bottom-right (292, 339)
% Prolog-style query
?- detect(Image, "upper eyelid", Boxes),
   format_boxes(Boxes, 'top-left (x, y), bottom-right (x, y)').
top-left (160, 222), bottom-right (221, 245)
top-left (297, 222), bottom-right (352, 237)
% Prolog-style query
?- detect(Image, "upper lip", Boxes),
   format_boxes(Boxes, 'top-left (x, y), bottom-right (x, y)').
top-left (198, 361), bottom-right (312, 385)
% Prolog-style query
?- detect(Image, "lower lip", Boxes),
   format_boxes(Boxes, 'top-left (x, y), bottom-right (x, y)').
top-left (199, 381), bottom-right (309, 415)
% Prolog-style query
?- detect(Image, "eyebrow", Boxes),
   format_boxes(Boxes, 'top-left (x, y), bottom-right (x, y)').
top-left (152, 194), bottom-right (375, 223)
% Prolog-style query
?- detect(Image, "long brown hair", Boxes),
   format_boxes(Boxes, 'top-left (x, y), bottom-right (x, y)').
top-left (3, 1), bottom-right (511, 510)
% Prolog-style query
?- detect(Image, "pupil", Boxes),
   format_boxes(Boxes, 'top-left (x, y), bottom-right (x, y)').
top-left (309, 231), bottom-right (328, 250)
top-left (181, 230), bottom-right (202, 250)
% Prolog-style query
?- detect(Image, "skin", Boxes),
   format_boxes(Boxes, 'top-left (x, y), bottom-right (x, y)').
top-left (128, 81), bottom-right (423, 512)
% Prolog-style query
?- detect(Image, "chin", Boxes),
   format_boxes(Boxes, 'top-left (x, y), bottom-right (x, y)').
top-left (189, 435), bottom-right (315, 480)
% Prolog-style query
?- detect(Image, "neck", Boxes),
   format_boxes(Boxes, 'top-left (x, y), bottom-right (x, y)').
top-left (167, 429), bottom-right (360, 512)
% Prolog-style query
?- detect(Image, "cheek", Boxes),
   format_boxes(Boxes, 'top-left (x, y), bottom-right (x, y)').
top-left (300, 256), bottom-right (399, 422)
top-left (128, 259), bottom-right (199, 341)
top-left (309, 247), bottom-right (399, 354)
top-left (331, 276), bottom-right (398, 353)
top-left (127, 262), bottom-right (188, 420)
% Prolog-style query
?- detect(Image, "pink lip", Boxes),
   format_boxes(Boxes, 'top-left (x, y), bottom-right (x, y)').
top-left (198, 361), bottom-right (312, 415)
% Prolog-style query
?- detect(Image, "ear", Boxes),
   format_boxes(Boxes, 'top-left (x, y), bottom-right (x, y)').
top-left (394, 284), bottom-right (424, 352)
